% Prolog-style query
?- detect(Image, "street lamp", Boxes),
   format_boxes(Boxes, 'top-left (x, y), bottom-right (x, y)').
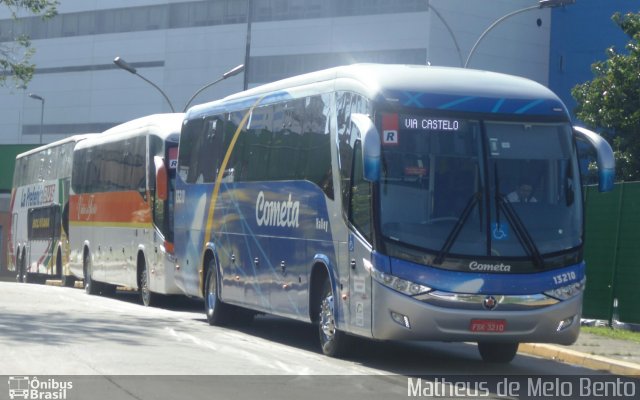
top-left (183, 64), bottom-right (245, 112)
top-left (427, 4), bottom-right (464, 67)
top-left (464, 0), bottom-right (575, 68)
top-left (113, 56), bottom-right (176, 112)
top-left (28, 93), bottom-right (45, 144)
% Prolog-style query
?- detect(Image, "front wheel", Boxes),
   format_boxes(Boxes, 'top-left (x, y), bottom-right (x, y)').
top-left (478, 342), bottom-right (519, 363)
top-left (318, 278), bottom-right (350, 357)
top-left (204, 260), bottom-right (230, 326)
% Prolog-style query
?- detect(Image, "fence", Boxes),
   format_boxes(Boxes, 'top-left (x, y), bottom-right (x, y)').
top-left (583, 182), bottom-right (640, 324)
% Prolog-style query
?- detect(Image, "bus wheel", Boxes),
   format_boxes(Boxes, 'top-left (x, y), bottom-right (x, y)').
top-left (61, 274), bottom-right (75, 288)
top-left (15, 252), bottom-right (23, 283)
top-left (140, 261), bottom-right (161, 307)
top-left (478, 342), bottom-right (519, 363)
top-left (58, 251), bottom-right (74, 287)
top-left (83, 253), bottom-right (100, 295)
top-left (318, 278), bottom-right (350, 357)
top-left (204, 260), bottom-right (230, 326)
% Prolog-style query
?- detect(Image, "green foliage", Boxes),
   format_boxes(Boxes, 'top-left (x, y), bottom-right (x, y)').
top-left (572, 11), bottom-right (640, 182)
top-left (0, 0), bottom-right (58, 88)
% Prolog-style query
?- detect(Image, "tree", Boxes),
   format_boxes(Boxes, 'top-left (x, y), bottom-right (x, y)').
top-left (0, 0), bottom-right (58, 88)
top-left (572, 11), bottom-right (640, 182)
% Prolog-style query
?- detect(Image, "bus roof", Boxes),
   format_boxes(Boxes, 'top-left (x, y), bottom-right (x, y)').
top-left (187, 63), bottom-right (568, 119)
top-left (77, 113), bottom-right (184, 150)
top-left (101, 113), bottom-right (184, 138)
top-left (16, 133), bottom-right (97, 160)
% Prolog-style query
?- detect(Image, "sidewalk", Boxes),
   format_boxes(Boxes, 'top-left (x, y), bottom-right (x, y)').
top-left (520, 330), bottom-right (640, 375)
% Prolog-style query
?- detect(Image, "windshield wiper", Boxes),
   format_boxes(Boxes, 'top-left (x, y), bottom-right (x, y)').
top-left (433, 191), bottom-right (483, 265)
top-left (493, 166), bottom-right (545, 269)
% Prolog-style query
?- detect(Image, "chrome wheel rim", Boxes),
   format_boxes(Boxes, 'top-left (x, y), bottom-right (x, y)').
top-left (320, 292), bottom-right (336, 340)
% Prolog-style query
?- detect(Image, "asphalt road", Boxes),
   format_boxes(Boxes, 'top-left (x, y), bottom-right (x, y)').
top-left (1, 282), bottom-right (632, 400)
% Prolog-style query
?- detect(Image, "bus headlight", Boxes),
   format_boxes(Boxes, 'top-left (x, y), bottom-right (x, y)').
top-left (372, 270), bottom-right (432, 296)
top-left (544, 277), bottom-right (586, 300)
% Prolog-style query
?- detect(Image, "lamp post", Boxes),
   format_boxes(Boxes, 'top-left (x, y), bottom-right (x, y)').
top-left (113, 56), bottom-right (176, 112)
top-left (28, 93), bottom-right (45, 144)
top-left (464, 0), bottom-right (575, 68)
top-left (427, 4), bottom-right (464, 67)
top-left (182, 64), bottom-right (245, 112)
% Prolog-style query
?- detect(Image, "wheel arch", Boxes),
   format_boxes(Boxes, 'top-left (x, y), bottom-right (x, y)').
top-left (308, 255), bottom-right (336, 323)
top-left (200, 243), bottom-right (217, 298)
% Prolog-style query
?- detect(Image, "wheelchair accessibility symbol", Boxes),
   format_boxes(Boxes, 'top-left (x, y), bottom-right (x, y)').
top-left (492, 223), bottom-right (509, 240)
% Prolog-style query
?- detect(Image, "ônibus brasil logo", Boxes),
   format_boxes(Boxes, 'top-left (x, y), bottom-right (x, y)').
top-left (8, 377), bottom-right (73, 400)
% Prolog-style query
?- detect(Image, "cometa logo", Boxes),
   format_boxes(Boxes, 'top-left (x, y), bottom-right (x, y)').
top-left (255, 191), bottom-right (300, 228)
top-left (468, 261), bottom-right (512, 272)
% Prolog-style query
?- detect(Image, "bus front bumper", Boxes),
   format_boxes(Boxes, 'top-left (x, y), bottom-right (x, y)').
top-left (371, 280), bottom-right (581, 345)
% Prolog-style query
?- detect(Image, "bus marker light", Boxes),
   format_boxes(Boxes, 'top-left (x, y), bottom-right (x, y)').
top-left (557, 316), bottom-right (575, 332)
top-left (391, 311), bottom-right (411, 329)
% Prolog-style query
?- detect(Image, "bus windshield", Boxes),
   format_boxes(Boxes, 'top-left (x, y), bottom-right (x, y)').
top-left (378, 112), bottom-right (582, 263)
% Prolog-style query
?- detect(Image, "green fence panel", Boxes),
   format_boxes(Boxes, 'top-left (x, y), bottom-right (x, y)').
top-left (583, 184), bottom-right (621, 320)
top-left (615, 183), bottom-right (640, 323)
top-left (584, 182), bottom-right (640, 324)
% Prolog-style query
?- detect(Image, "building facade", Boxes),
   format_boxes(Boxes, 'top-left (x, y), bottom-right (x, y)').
top-left (0, 0), bottom-right (557, 145)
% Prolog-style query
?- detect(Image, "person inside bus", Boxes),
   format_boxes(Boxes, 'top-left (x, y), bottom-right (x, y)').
top-left (507, 181), bottom-right (537, 203)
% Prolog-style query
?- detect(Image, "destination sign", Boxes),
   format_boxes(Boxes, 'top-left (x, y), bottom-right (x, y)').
top-left (401, 115), bottom-right (464, 132)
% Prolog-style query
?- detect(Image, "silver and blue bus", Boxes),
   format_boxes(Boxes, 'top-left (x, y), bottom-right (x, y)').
top-left (174, 64), bottom-right (614, 362)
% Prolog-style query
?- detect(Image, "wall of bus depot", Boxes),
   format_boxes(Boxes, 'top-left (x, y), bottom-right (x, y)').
top-left (583, 182), bottom-right (640, 324)
top-left (0, 144), bottom-right (37, 275)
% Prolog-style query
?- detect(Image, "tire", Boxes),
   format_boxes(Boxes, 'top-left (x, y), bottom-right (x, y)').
top-left (61, 274), bottom-right (75, 288)
top-left (15, 251), bottom-right (24, 283)
top-left (83, 252), bottom-right (100, 295)
top-left (140, 260), bottom-right (161, 307)
top-left (58, 250), bottom-right (75, 287)
top-left (204, 259), bottom-right (230, 326)
top-left (318, 278), bottom-right (350, 357)
top-left (478, 342), bottom-right (519, 363)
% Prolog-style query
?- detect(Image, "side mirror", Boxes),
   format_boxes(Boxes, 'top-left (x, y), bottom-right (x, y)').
top-left (573, 126), bottom-right (615, 192)
top-left (351, 113), bottom-right (381, 182)
top-left (154, 156), bottom-right (168, 201)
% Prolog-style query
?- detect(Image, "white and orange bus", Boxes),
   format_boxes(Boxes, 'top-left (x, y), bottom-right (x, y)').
top-left (8, 134), bottom-right (96, 285)
top-left (67, 113), bottom-right (183, 306)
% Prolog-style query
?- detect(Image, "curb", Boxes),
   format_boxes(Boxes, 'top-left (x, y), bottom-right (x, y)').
top-left (519, 343), bottom-right (640, 376)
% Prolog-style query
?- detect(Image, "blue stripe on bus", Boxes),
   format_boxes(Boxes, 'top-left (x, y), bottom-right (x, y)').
top-left (388, 256), bottom-right (585, 295)
top-left (389, 91), bottom-right (565, 116)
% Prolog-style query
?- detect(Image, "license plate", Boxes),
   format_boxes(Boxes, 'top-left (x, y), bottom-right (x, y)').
top-left (470, 319), bottom-right (506, 332)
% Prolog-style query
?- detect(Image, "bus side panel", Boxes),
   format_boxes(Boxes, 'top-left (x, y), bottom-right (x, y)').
top-left (211, 181), bottom-right (336, 321)
top-left (69, 191), bottom-right (153, 287)
top-left (174, 183), bottom-right (210, 297)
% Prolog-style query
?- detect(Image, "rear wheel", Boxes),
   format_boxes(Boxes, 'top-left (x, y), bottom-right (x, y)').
top-left (140, 260), bottom-right (161, 307)
top-left (318, 278), bottom-right (350, 357)
top-left (61, 273), bottom-right (75, 288)
top-left (204, 259), bottom-right (230, 326)
top-left (83, 252), bottom-right (100, 295)
top-left (478, 342), bottom-right (519, 363)
top-left (58, 250), bottom-right (75, 288)
top-left (15, 250), bottom-right (24, 283)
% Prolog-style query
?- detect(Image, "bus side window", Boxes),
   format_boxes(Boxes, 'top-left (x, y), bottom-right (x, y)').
top-left (337, 92), bottom-right (370, 215)
top-left (349, 140), bottom-right (372, 242)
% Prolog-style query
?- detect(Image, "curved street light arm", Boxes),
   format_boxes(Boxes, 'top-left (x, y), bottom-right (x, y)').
top-left (135, 73), bottom-right (176, 113)
top-left (182, 64), bottom-right (244, 112)
top-left (464, 5), bottom-right (539, 68)
top-left (428, 5), bottom-right (464, 67)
